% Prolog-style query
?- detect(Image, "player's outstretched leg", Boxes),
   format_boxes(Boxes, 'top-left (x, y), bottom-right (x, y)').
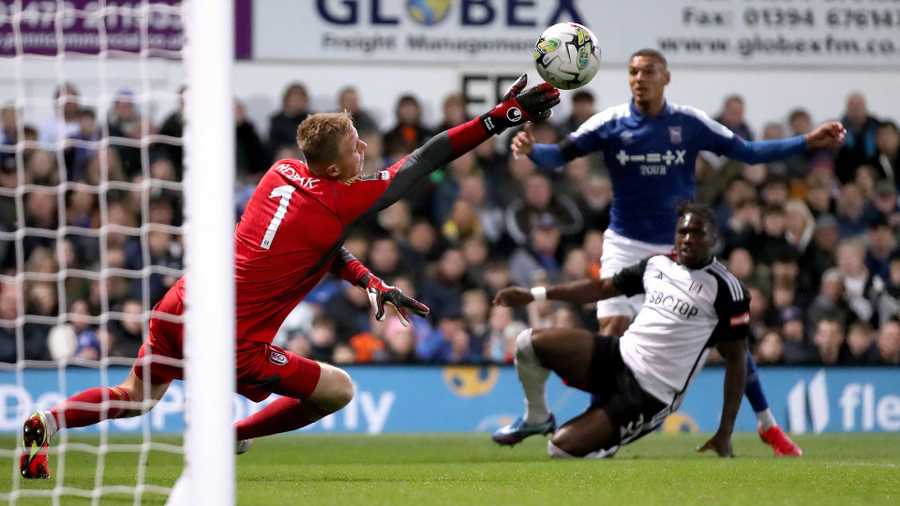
top-left (20, 371), bottom-right (170, 479)
top-left (234, 360), bottom-right (353, 446)
top-left (745, 353), bottom-right (802, 457)
top-left (493, 328), bottom-right (594, 446)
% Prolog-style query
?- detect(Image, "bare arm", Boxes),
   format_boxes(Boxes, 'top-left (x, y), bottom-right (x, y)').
top-left (493, 277), bottom-right (622, 307)
top-left (698, 338), bottom-right (747, 457)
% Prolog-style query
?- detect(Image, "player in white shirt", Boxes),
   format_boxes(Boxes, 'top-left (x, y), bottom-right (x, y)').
top-left (492, 203), bottom-right (748, 458)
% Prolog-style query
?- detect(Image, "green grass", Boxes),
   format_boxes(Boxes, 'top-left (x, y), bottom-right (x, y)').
top-left (1, 433), bottom-right (898, 505)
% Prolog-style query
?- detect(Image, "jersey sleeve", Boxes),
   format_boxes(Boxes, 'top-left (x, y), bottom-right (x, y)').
top-left (685, 105), bottom-right (807, 163)
top-left (710, 272), bottom-right (751, 344)
top-left (612, 257), bottom-right (650, 296)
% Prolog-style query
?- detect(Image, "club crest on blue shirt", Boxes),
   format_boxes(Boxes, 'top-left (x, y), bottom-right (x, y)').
top-left (669, 126), bottom-right (682, 144)
top-left (620, 130), bottom-right (634, 145)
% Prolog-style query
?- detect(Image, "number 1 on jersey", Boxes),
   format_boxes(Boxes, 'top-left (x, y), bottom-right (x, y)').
top-left (260, 185), bottom-right (295, 249)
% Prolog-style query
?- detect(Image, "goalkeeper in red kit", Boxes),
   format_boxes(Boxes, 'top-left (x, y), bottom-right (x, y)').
top-left (20, 76), bottom-right (559, 478)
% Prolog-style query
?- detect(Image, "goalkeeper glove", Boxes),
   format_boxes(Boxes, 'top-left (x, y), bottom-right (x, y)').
top-left (362, 274), bottom-right (430, 327)
top-left (479, 74), bottom-right (560, 135)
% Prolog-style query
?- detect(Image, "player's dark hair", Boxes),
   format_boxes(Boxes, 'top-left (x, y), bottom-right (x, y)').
top-left (676, 201), bottom-right (717, 231)
top-left (629, 48), bottom-right (667, 68)
top-left (296, 112), bottom-right (354, 167)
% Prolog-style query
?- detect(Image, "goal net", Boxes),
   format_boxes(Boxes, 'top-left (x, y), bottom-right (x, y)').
top-left (0, 1), bottom-right (234, 504)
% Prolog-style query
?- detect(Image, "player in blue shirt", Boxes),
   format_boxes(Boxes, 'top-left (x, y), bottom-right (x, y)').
top-left (509, 48), bottom-right (845, 456)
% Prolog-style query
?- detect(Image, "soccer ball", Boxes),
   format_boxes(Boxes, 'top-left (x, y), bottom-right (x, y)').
top-left (533, 22), bottom-right (601, 90)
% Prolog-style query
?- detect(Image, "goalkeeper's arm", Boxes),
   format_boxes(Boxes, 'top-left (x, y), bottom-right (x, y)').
top-left (365, 75), bottom-right (559, 215)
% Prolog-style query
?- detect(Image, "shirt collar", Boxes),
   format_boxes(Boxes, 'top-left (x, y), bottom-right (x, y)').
top-left (629, 99), bottom-right (671, 122)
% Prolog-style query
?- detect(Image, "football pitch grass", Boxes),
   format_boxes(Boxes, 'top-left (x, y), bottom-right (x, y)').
top-left (1, 433), bottom-right (898, 505)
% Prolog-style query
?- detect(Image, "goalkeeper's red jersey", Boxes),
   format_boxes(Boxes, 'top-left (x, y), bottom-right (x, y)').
top-left (231, 159), bottom-right (399, 343)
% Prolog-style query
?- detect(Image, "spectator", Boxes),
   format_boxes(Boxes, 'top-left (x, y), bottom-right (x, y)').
top-left (337, 86), bottom-right (378, 134)
top-left (509, 213), bottom-right (562, 287)
top-left (813, 318), bottom-right (844, 365)
top-left (872, 121), bottom-right (899, 188)
top-left (841, 321), bottom-right (881, 364)
top-left (807, 268), bottom-right (852, 333)
top-left (482, 305), bottom-right (526, 363)
top-left (877, 320), bottom-right (900, 364)
top-left (156, 86), bottom-right (185, 178)
top-left (837, 92), bottom-right (880, 183)
top-left (561, 89), bottom-right (596, 134)
top-left (421, 248), bottom-right (468, 322)
top-left (324, 282), bottom-right (372, 339)
top-left (462, 289), bottom-right (490, 353)
top-left (715, 94), bottom-right (754, 140)
top-left (0, 286), bottom-right (19, 362)
top-left (383, 94), bottom-right (430, 159)
top-left (505, 172), bottom-right (583, 246)
top-left (235, 99), bottom-right (269, 179)
top-left (756, 330), bottom-right (785, 364)
top-left (877, 253), bottom-right (900, 327)
top-left (435, 93), bottom-right (468, 132)
top-left (107, 89), bottom-right (143, 178)
top-left (39, 82), bottom-right (81, 145)
top-left (307, 315), bottom-right (337, 362)
top-left (369, 236), bottom-right (405, 281)
top-left (866, 180), bottom-right (899, 229)
top-left (105, 299), bottom-right (143, 358)
top-left (865, 218), bottom-right (897, 281)
top-left (383, 316), bottom-right (417, 363)
top-left (835, 183), bottom-right (869, 238)
top-left (837, 238), bottom-right (884, 325)
top-left (269, 82), bottom-right (311, 155)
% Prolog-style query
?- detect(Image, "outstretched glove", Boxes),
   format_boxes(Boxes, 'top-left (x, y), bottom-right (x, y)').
top-left (479, 74), bottom-right (560, 135)
top-left (363, 274), bottom-right (430, 327)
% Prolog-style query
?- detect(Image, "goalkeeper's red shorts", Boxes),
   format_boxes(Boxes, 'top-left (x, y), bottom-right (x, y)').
top-left (132, 281), bottom-right (322, 402)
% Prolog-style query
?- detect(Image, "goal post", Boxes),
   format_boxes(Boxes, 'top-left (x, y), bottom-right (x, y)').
top-left (178, 0), bottom-right (236, 504)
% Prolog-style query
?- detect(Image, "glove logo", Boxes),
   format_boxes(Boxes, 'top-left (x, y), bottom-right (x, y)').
top-left (506, 107), bottom-right (522, 123)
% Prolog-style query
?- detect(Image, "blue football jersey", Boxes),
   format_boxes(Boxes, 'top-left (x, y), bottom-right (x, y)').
top-left (570, 101), bottom-right (745, 244)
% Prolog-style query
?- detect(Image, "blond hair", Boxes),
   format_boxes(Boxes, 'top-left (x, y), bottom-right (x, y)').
top-left (296, 112), bottom-right (354, 166)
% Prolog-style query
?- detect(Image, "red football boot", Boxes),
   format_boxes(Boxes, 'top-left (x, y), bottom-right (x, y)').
top-left (20, 412), bottom-right (52, 479)
top-left (758, 424), bottom-right (803, 457)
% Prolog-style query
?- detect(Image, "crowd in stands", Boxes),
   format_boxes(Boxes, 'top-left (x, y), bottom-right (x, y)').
top-left (0, 81), bottom-right (898, 366)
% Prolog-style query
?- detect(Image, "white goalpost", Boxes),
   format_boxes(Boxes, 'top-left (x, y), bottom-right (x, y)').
top-left (177, 0), bottom-right (235, 504)
top-left (0, 1), bottom-right (235, 504)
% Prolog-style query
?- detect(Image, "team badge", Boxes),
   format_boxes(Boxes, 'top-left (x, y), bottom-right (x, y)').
top-left (669, 126), bottom-right (682, 145)
top-left (268, 349), bottom-right (288, 366)
top-left (620, 130), bottom-right (634, 145)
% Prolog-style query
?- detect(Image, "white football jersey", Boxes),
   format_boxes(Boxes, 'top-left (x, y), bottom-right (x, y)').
top-left (612, 255), bottom-right (750, 407)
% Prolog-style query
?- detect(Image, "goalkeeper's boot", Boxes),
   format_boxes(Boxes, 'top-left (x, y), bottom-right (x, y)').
top-left (758, 424), bottom-right (802, 457)
top-left (20, 412), bottom-right (52, 479)
top-left (492, 414), bottom-right (556, 446)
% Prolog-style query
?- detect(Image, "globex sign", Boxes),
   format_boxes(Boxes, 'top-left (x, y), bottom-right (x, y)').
top-left (249, 0), bottom-right (900, 67)
top-left (253, 0), bottom-right (585, 63)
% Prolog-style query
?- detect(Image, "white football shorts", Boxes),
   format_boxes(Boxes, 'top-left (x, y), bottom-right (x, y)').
top-left (596, 229), bottom-right (673, 320)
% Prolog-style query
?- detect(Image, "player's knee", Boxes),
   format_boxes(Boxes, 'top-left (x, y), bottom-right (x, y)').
top-left (515, 328), bottom-right (538, 362)
top-left (331, 368), bottom-right (354, 409)
top-left (316, 365), bottom-right (354, 411)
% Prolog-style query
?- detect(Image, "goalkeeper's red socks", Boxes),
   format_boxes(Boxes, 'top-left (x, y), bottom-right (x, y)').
top-left (50, 386), bottom-right (131, 429)
top-left (235, 397), bottom-right (323, 440)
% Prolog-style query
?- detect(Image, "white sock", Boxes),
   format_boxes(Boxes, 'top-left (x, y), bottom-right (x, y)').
top-left (515, 329), bottom-right (551, 425)
top-left (756, 408), bottom-right (776, 430)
